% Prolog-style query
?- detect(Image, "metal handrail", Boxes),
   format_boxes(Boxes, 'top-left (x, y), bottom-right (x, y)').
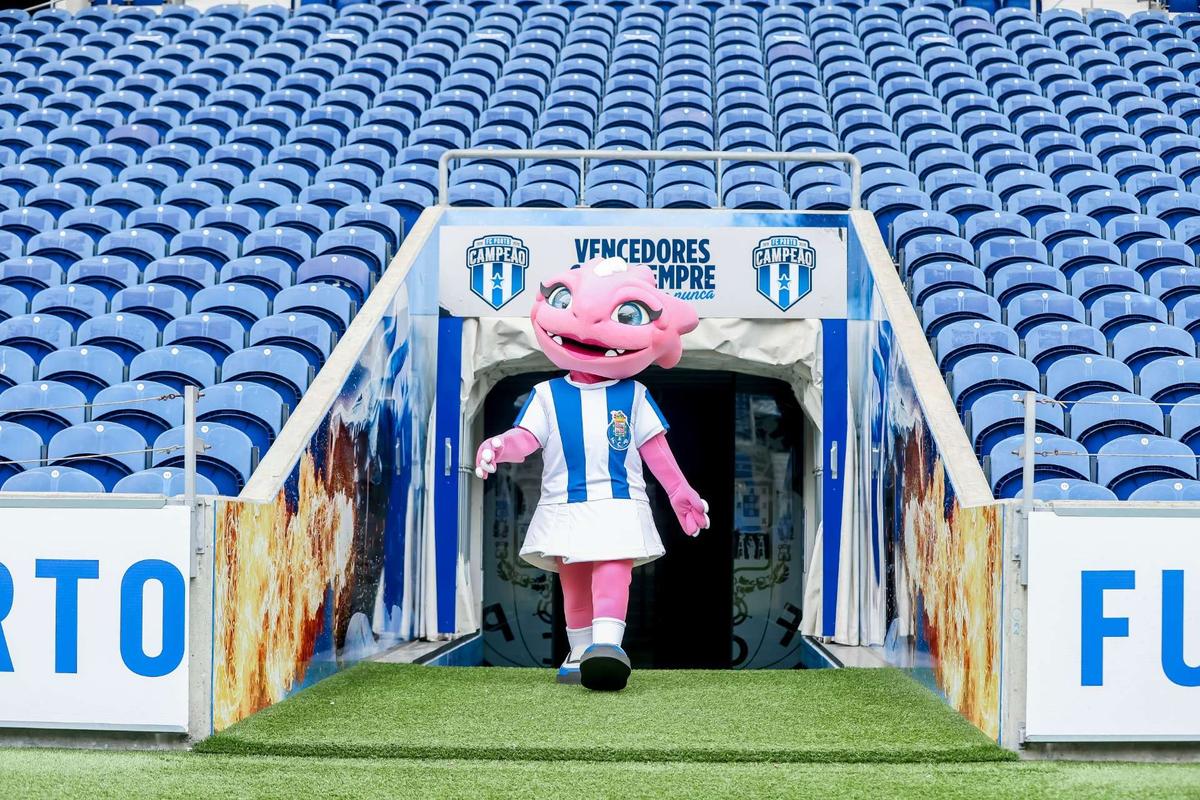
top-left (436, 148), bottom-right (864, 211)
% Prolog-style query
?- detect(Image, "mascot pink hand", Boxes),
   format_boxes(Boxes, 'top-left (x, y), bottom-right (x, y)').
top-left (475, 427), bottom-right (540, 480)
top-left (669, 484), bottom-right (710, 538)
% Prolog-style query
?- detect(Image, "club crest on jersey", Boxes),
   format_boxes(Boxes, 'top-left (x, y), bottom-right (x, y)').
top-left (607, 409), bottom-right (631, 451)
top-left (752, 235), bottom-right (815, 311)
top-left (467, 234), bottom-right (529, 310)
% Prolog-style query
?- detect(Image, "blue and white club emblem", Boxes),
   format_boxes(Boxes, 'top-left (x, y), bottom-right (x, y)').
top-left (752, 235), bottom-right (816, 311)
top-left (467, 234), bottom-right (530, 310)
top-left (607, 410), bottom-right (631, 451)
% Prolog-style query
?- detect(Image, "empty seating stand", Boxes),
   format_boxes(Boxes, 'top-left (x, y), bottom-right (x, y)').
top-left (0, 0), bottom-right (1199, 500)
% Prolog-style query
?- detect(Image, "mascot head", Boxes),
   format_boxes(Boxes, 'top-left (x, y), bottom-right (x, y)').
top-left (530, 256), bottom-right (699, 380)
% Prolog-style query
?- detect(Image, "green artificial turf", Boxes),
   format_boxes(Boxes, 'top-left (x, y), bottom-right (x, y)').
top-left (198, 663), bottom-right (1011, 763)
top-left (1, 750), bottom-right (1199, 800)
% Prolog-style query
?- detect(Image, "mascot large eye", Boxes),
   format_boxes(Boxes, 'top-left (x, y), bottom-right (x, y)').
top-left (612, 301), bottom-right (652, 326)
top-left (546, 286), bottom-right (572, 309)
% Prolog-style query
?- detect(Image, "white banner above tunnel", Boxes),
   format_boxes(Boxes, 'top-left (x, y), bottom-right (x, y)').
top-left (437, 210), bottom-right (847, 320)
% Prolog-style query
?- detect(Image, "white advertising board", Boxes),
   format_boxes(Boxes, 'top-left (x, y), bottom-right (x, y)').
top-left (1026, 511), bottom-right (1200, 740)
top-left (0, 505), bottom-right (191, 732)
top-left (439, 223), bottom-right (847, 319)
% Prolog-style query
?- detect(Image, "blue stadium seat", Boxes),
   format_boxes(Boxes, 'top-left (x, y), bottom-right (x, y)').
top-left (296, 254), bottom-right (371, 304)
top-left (921, 288), bottom-right (1001, 335)
top-left (30, 284), bottom-right (107, 328)
top-left (1069, 391), bottom-right (1164, 450)
top-left (241, 226), bottom-right (314, 269)
top-left (911, 262), bottom-right (986, 304)
top-left (219, 255), bottom-right (294, 298)
top-left (129, 345), bottom-right (217, 391)
top-left (112, 284), bottom-right (187, 329)
top-left (222, 345), bottom-right (311, 408)
top-left (1126, 237), bottom-right (1195, 278)
top-left (1126, 478), bottom-right (1200, 501)
top-left (1069, 264), bottom-right (1144, 306)
top-left (1021, 478), bottom-right (1118, 500)
top-left (74, 310), bottom-right (157, 363)
top-left (902, 233), bottom-right (974, 274)
top-left (153, 420), bottom-right (253, 495)
top-left (1112, 322), bottom-right (1196, 369)
top-left (934, 319), bottom-right (1020, 369)
top-left (92, 380), bottom-right (182, 442)
top-left (249, 311), bottom-right (333, 368)
top-left (1090, 292), bottom-right (1169, 335)
top-left (1096, 433), bottom-right (1197, 498)
top-left (1034, 211), bottom-right (1103, 250)
top-left (38, 345), bottom-right (124, 400)
top-left (163, 312), bottom-right (246, 360)
top-left (113, 466), bottom-right (219, 496)
top-left (949, 353), bottom-right (1040, 411)
top-left (1168, 397), bottom-right (1200, 454)
top-left (1046, 354), bottom-right (1135, 401)
top-left (0, 379), bottom-right (86, 441)
top-left (98, 227), bottom-right (167, 269)
top-left (977, 238), bottom-right (1050, 277)
top-left (0, 345), bottom-right (34, 390)
top-left (2, 465), bottom-right (104, 493)
top-left (989, 432), bottom-right (1090, 498)
top-left (196, 381), bottom-right (285, 454)
top-left (992, 263), bottom-right (1067, 305)
top-left (967, 390), bottom-right (1066, 456)
top-left (1140, 357), bottom-right (1200, 404)
top-left (191, 283), bottom-right (269, 328)
top-left (275, 282), bottom-right (353, 335)
top-left (141, 256), bottom-right (216, 299)
top-left (1005, 290), bottom-right (1086, 336)
top-left (0, 312), bottom-right (72, 359)
top-left (47, 421), bottom-right (146, 490)
top-left (0, 417), bottom-right (41, 485)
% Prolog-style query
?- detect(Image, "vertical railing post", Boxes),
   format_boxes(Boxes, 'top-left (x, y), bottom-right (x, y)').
top-left (715, 154), bottom-right (724, 209)
top-left (184, 385), bottom-right (198, 508)
top-left (848, 157), bottom-right (862, 211)
top-left (1017, 390), bottom-right (1036, 587)
top-left (578, 153), bottom-right (588, 207)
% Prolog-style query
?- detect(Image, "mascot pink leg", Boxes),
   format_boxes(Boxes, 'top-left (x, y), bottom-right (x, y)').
top-left (476, 256), bottom-right (708, 691)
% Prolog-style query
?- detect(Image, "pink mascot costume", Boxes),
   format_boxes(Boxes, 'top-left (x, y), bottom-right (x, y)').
top-left (475, 256), bottom-right (709, 691)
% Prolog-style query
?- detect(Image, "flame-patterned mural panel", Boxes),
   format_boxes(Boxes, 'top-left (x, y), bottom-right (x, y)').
top-left (212, 270), bottom-right (437, 732)
top-left (875, 320), bottom-right (1004, 739)
top-left (842, 218), bottom-right (1005, 741)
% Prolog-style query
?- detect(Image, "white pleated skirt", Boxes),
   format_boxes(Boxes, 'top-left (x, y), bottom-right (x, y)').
top-left (519, 498), bottom-right (665, 572)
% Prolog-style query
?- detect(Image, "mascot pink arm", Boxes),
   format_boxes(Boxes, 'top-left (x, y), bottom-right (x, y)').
top-left (474, 257), bottom-right (709, 536)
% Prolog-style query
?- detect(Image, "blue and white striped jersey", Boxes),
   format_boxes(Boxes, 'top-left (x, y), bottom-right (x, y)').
top-left (514, 376), bottom-right (668, 505)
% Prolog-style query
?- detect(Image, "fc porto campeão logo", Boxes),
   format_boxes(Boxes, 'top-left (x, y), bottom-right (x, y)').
top-left (467, 234), bottom-right (530, 310)
top-left (752, 235), bottom-right (815, 311)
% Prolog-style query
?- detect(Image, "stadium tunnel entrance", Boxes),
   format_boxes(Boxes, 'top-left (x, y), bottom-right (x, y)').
top-left (428, 202), bottom-right (863, 672)
top-left (480, 369), bottom-right (812, 669)
top-left (443, 314), bottom-right (829, 670)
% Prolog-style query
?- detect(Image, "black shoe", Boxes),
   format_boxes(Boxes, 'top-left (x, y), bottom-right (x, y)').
top-left (579, 643), bottom-right (631, 691)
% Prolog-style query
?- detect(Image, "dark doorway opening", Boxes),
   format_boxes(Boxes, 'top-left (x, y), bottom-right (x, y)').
top-left (481, 369), bottom-right (807, 669)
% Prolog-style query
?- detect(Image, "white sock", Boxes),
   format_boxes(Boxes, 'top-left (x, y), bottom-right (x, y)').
top-left (566, 626), bottom-right (592, 661)
top-left (592, 617), bottom-right (626, 648)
